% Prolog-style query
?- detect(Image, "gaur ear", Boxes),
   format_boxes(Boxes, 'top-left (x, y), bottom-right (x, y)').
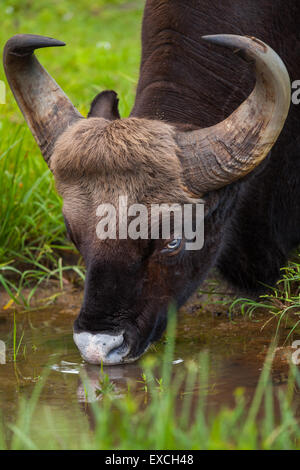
top-left (88, 90), bottom-right (120, 120)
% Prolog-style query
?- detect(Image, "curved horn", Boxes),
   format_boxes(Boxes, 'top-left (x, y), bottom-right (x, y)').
top-left (3, 34), bottom-right (83, 163)
top-left (176, 35), bottom-right (291, 194)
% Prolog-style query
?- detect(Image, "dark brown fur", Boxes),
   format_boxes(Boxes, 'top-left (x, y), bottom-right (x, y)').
top-left (56, 0), bottom-right (300, 360)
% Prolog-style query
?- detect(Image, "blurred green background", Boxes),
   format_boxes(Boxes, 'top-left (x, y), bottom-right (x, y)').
top-left (0, 0), bottom-right (144, 299)
top-left (0, 1), bottom-right (300, 451)
top-left (1, 0), bottom-right (143, 118)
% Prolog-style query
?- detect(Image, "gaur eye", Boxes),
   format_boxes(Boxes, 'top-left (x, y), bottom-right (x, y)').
top-left (162, 238), bottom-right (183, 254)
top-left (167, 239), bottom-right (181, 250)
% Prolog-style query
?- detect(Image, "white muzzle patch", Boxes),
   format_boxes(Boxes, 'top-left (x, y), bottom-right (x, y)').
top-left (73, 331), bottom-right (130, 365)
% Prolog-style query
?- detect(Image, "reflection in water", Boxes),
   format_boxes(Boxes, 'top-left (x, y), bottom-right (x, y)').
top-left (76, 363), bottom-right (143, 403)
top-left (52, 361), bottom-right (81, 375)
top-left (0, 285), bottom-right (299, 426)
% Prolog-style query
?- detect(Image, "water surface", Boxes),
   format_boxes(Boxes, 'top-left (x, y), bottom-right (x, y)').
top-left (0, 280), bottom-right (299, 435)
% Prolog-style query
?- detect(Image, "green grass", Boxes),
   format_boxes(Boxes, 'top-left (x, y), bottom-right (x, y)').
top-left (0, 0), bottom-right (144, 303)
top-left (1, 0), bottom-right (300, 324)
top-left (1, 0), bottom-right (300, 452)
top-left (1, 0), bottom-right (300, 453)
top-left (0, 316), bottom-right (300, 450)
top-left (209, 256), bottom-right (300, 340)
top-left (0, 1), bottom-right (299, 328)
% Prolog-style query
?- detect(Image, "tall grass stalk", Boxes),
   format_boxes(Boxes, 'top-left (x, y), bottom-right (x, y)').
top-left (1, 323), bottom-right (299, 450)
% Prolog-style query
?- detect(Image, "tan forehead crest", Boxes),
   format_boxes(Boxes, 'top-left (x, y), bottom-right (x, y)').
top-left (51, 117), bottom-right (196, 206)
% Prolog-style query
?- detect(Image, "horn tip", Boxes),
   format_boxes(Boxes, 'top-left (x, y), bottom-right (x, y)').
top-left (201, 34), bottom-right (236, 47)
top-left (4, 34), bottom-right (66, 58)
top-left (201, 34), bottom-right (269, 54)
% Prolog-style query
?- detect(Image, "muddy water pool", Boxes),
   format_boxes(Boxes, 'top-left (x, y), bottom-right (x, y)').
top-left (0, 281), bottom-right (299, 436)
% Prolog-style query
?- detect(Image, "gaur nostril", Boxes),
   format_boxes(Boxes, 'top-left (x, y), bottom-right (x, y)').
top-left (93, 332), bottom-right (125, 357)
top-left (106, 339), bottom-right (127, 360)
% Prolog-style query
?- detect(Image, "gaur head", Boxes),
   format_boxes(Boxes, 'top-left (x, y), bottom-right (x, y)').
top-left (3, 34), bottom-right (291, 364)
